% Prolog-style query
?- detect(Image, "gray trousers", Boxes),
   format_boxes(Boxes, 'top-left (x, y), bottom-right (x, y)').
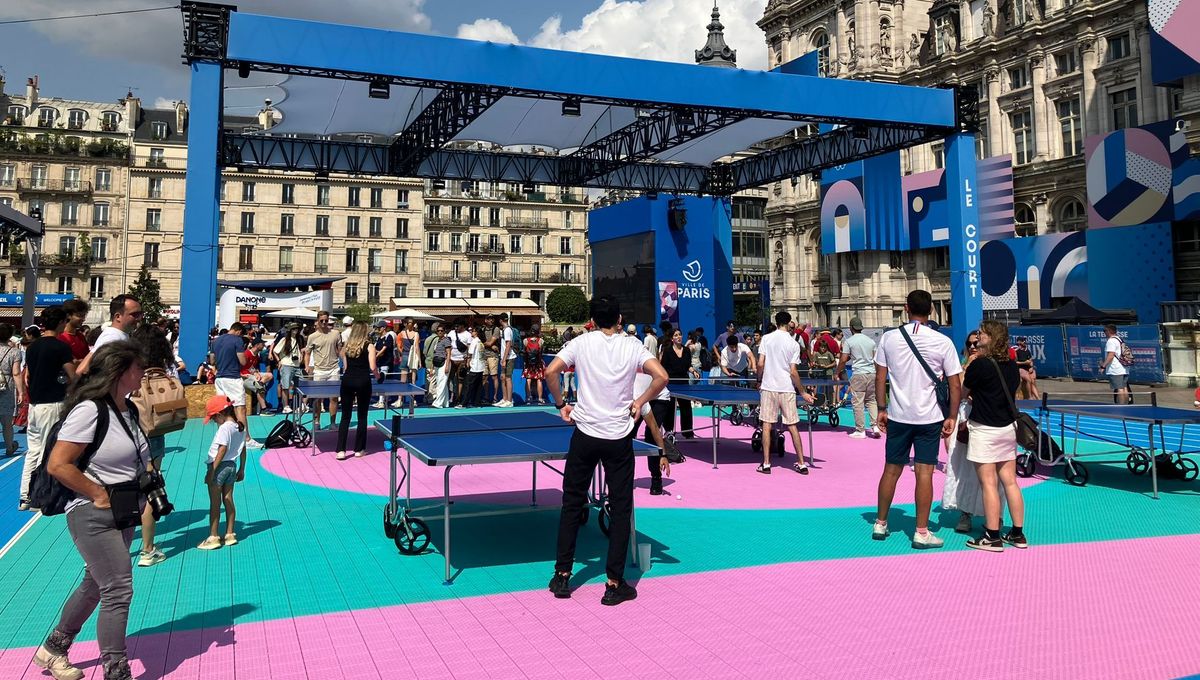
top-left (55, 501), bottom-right (135, 662)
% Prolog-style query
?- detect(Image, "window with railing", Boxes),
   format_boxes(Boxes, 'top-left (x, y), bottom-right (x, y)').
top-left (281, 183), bottom-right (295, 205)
top-left (427, 232), bottom-right (440, 252)
top-left (468, 206), bottom-right (481, 226)
top-left (146, 209), bottom-right (162, 231)
top-left (5, 105), bottom-right (26, 125)
top-left (370, 187), bottom-right (383, 208)
top-left (144, 243), bottom-right (160, 268)
top-left (148, 148), bottom-right (165, 167)
top-left (536, 235), bottom-right (544, 254)
top-left (0, 165), bottom-right (14, 187)
top-left (218, 211), bottom-right (224, 232)
top-left (346, 248), bottom-right (360, 272)
top-left (279, 246), bottom-right (294, 272)
top-left (242, 182), bottom-right (255, 202)
top-left (239, 245), bottom-right (254, 271)
top-left (60, 236), bottom-right (77, 260)
top-left (396, 217), bottom-right (409, 239)
top-left (148, 177), bottom-right (163, 199)
top-left (280, 213), bottom-right (294, 235)
top-left (369, 248), bottom-right (382, 273)
top-left (240, 211), bottom-right (255, 234)
top-left (344, 283), bottom-right (359, 303)
top-left (395, 249), bottom-right (408, 273)
top-left (95, 168), bottom-right (112, 192)
top-left (317, 184), bottom-right (330, 206)
top-left (37, 107), bottom-right (57, 128)
top-left (348, 186), bottom-right (361, 207)
top-left (510, 235), bottom-right (522, 254)
top-left (31, 165), bottom-right (48, 189)
top-left (489, 207), bottom-right (501, 227)
top-left (397, 189), bottom-right (409, 208)
top-left (559, 237), bottom-right (572, 255)
top-left (369, 216), bottom-right (382, 238)
top-left (368, 283), bottom-right (381, 304)
top-left (450, 206), bottom-right (463, 224)
top-left (89, 275), bottom-right (104, 299)
top-left (90, 236), bottom-right (108, 262)
top-left (64, 167), bottom-right (81, 190)
top-left (347, 216), bottom-right (360, 237)
top-left (57, 276), bottom-right (73, 294)
top-left (467, 234), bottom-right (480, 251)
top-left (101, 111), bottom-right (120, 132)
top-left (316, 214), bottom-right (329, 236)
top-left (315, 247), bottom-right (328, 273)
top-left (451, 233), bottom-right (463, 252)
top-left (394, 283), bottom-right (407, 298)
top-left (67, 110), bottom-right (87, 130)
top-left (88, 202), bottom-right (109, 228)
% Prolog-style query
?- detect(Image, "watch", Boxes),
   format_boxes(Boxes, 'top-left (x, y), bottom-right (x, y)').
top-left (555, 401), bottom-right (567, 409)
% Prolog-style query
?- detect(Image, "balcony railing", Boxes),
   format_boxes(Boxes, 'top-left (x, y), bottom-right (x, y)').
top-left (100, 121), bottom-right (119, 132)
top-left (93, 220), bottom-right (110, 227)
top-left (67, 120), bottom-right (85, 131)
top-left (506, 218), bottom-right (549, 230)
top-left (15, 178), bottom-right (93, 195)
top-left (315, 265), bottom-right (329, 273)
top-left (145, 158), bottom-right (167, 168)
top-left (466, 244), bottom-right (506, 256)
top-left (280, 264), bottom-right (293, 272)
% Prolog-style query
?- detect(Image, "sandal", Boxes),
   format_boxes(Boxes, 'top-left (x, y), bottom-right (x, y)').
top-left (756, 463), bottom-right (771, 474)
top-left (792, 462), bottom-right (810, 476)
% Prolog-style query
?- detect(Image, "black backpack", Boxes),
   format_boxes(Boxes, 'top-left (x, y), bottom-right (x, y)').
top-left (28, 399), bottom-right (111, 516)
top-left (698, 337), bottom-right (713, 371)
top-left (265, 419), bottom-right (312, 449)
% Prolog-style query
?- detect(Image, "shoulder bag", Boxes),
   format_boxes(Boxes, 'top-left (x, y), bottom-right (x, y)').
top-left (987, 357), bottom-right (1041, 452)
top-left (898, 324), bottom-right (951, 418)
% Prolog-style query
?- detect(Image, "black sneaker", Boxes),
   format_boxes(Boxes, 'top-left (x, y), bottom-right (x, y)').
top-left (965, 535), bottom-right (1004, 553)
top-left (548, 572), bottom-right (572, 599)
top-left (600, 580), bottom-right (638, 606)
top-left (649, 480), bottom-right (664, 496)
top-left (1001, 531), bottom-right (1028, 549)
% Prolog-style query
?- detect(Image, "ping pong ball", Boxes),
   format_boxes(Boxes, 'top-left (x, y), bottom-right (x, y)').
top-left (676, 494), bottom-right (682, 500)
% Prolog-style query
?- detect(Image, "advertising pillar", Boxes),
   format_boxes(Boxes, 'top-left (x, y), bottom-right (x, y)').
top-left (944, 132), bottom-right (983, 350)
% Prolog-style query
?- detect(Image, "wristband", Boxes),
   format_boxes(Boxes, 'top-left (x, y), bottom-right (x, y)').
top-left (555, 401), bottom-right (567, 409)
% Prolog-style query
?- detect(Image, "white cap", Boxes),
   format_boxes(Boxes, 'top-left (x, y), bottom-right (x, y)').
top-left (626, 324), bottom-right (637, 333)
top-left (342, 315), bottom-right (354, 326)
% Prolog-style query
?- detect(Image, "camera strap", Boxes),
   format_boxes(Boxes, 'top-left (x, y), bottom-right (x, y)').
top-left (106, 396), bottom-right (150, 476)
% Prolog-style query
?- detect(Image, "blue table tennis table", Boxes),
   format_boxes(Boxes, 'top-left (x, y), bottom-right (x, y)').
top-left (1019, 393), bottom-right (1200, 498)
top-left (376, 410), bottom-right (660, 584)
top-left (293, 377), bottom-right (425, 456)
top-left (670, 378), bottom-right (848, 468)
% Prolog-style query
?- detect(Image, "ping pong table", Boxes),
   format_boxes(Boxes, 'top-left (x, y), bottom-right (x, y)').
top-left (1019, 393), bottom-right (1200, 498)
top-left (377, 410), bottom-right (660, 584)
top-left (293, 377), bottom-right (425, 456)
top-left (670, 378), bottom-right (848, 468)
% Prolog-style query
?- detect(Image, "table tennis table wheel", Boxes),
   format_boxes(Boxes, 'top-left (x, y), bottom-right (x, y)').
top-left (828, 411), bottom-right (840, 428)
top-left (1178, 458), bottom-right (1198, 481)
top-left (750, 429), bottom-right (763, 453)
top-left (729, 407), bottom-right (744, 427)
top-left (1015, 454), bottom-right (1035, 478)
top-left (383, 504), bottom-right (397, 539)
top-left (394, 517), bottom-right (431, 555)
top-left (294, 429), bottom-right (313, 448)
top-left (665, 432), bottom-right (677, 446)
top-left (773, 431), bottom-right (785, 456)
top-left (808, 409), bottom-right (819, 424)
top-left (597, 500), bottom-right (612, 537)
top-left (1063, 461), bottom-right (1089, 487)
top-left (1125, 449), bottom-right (1151, 476)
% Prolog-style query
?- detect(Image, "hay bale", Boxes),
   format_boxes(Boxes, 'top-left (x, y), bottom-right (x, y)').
top-left (186, 383), bottom-right (216, 419)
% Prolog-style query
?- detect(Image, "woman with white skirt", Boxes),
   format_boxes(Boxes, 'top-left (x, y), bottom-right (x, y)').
top-left (942, 330), bottom-right (1004, 534)
top-left (961, 320), bottom-right (1028, 552)
top-left (427, 325), bottom-right (452, 409)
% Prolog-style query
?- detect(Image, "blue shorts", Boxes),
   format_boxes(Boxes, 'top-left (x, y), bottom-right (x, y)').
top-left (884, 420), bottom-right (943, 466)
top-left (211, 460), bottom-right (238, 487)
top-left (1108, 374), bottom-right (1129, 391)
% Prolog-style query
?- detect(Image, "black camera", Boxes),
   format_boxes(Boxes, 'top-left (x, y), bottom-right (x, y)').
top-left (138, 470), bottom-right (174, 519)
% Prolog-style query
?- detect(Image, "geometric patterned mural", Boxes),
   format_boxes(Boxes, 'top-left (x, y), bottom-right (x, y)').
top-left (1086, 120), bottom-right (1192, 228)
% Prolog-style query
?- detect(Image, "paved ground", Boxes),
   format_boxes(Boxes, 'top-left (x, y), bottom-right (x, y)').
top-left (0, 404), bottom-right (1198, 679)
top-left (1034, 377), bottom-right (1198, 408)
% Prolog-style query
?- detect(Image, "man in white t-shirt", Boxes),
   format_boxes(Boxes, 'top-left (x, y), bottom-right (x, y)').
top-left (77, 294), bottom-right (143, 374)
top-left (719, 335), bottom-right (756, 385)
top-left (642, 325), bottom-right (658, 357)
top-left (544, 296), bottom-right (667, 607)
top-left (756, 312), bottom-right (816, 475)
top-left (872, 290), bottom-right (962, 549)
top-left (340, 316), bottom-right (354, 344)
top-left (497, 313), bottom-right (517, 407)
top-left (1100, 324), bottom-right (1129, 403)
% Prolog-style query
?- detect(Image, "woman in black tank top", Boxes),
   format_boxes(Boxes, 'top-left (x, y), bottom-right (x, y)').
top-left (336, 322), bottom-right (378, 459)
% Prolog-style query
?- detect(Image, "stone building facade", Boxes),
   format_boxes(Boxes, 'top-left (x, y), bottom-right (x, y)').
top-left (758, 0), bottom-right (1200, 328)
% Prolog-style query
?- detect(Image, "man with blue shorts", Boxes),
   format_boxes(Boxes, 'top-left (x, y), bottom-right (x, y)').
top-left (872, 290), bottom-right (962, 549)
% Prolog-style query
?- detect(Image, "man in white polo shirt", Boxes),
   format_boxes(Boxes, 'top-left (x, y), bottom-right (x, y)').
top-left (757, 311), bottom-right (816, 475)
top-left (873, 289), bottom-right (962, 549)
top-left (544, 296), bottom-right (668, 606)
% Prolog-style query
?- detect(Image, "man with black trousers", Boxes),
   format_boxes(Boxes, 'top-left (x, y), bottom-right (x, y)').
top-left (544, 296), bottom-right (668, 606)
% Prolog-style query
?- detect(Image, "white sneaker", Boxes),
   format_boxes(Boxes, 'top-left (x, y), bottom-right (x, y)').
top-left (871, 521), bottom-right (890, 540)
top-left (372, 401), bottom-right (386, 409)
top-left (246, 439), bottom-right (265, 450)
top-left (390, 399), bottom-right (405, 409)
top-left (138, 547), bottom-right (166, 567)
top-left (911, 530), bottom-right (944, 549)
top-left (848, 431), bottom-right (867, 439)
top-left (282, 406), bottom-right (293, 414)
top-left (33, 645), bottom-right (83, 680)
top-left (500, 400), bottom-right (513, 408)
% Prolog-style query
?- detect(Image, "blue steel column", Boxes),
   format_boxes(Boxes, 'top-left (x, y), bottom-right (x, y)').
top-left (944, 132), bottom-right (982, 350)
top-left (180, 62), bottom-right (223, 367)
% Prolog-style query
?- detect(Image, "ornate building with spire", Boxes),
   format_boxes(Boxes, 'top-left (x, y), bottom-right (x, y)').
top-left (696, 2), bottom-right (739, 68)
top-left (757, 0), bottom-right (1200, 327)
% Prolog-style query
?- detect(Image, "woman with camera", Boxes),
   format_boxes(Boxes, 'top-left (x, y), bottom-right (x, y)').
top-left (270, 323), bottom-right (305, 414)
top-left (36, 341), bottom-right (151, 680)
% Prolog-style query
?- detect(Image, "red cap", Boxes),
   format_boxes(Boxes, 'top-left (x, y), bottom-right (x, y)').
top-left (203, 395), bottom-right (234, 425)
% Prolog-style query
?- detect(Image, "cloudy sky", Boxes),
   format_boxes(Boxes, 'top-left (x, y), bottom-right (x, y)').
top-left (0, 0), bottom-right (768, 110)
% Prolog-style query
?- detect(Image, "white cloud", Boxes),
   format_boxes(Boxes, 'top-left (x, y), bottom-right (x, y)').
top-left (529, 0), bottom-right (768, 70)
top-left (456, 18), bottom-right (520, 44)
top-left (153, 97), bottom-right (176, 110)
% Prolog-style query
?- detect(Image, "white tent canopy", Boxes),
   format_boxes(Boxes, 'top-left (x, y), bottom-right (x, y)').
top-left (371, 307), bottom-right (443, 321)
top-left (263, 307), bottom-right (318, 319)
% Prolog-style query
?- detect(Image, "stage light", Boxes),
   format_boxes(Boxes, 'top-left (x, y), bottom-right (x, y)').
top-left (851, 124), bottom-right (869, 140)
top-left (237, 63), bottom-right (250, 79)
top-left (561, 98), bottom-right (581, 117)
top-left (673, 110), bottom-right (695, 129)
top-left (369, 78), bottom-right (390, 100)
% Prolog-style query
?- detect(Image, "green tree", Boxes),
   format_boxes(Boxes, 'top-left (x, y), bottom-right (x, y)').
top-left (345, 302), bottom-right (383, 323)
top-left (546, 286), bottom-right (588, 323)
top-left (127, 264), bottom-right (164, 323)
top-left (734, 299), bottom-right (764, 330)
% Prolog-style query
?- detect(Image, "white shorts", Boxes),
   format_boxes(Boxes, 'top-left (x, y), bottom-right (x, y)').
top-left (966, 421), bottom-right (1018, 464)
top-left (313, 368), bottom-right (340, 382)
top-left (214, 377), bottom-right (246, 407)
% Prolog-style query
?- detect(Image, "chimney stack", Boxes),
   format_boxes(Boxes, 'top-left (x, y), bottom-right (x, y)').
top-left (25, 76), bottom-right (39, 109)
top-left (258, 99), bottom-right (276, 130)
top-left (175, 100), bottom-right (189, 134)
top-left (125, 91), bottom-right (141, 131)
top-left (0, 75), bottom-right (5, 97)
